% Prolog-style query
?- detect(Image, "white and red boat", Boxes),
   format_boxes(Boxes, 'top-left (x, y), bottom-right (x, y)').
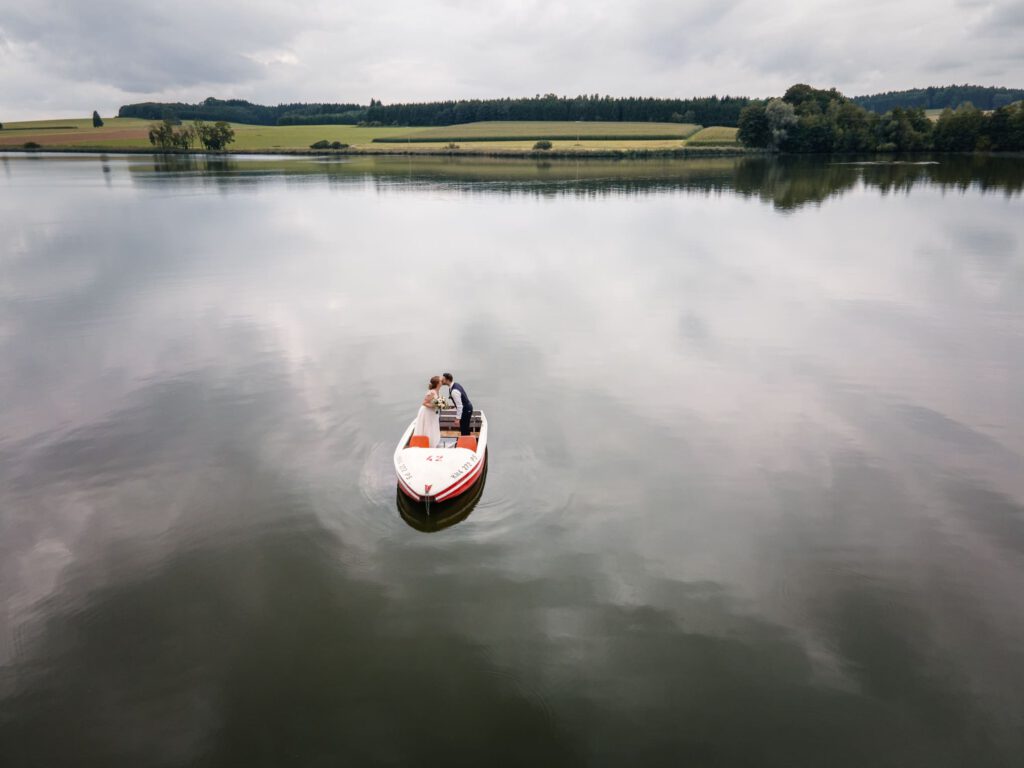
top-left (394, 409), bottom-right (488, 508)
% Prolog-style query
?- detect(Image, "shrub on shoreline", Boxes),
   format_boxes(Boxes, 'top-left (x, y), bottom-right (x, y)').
top-left (310, 140), bottom-right (350, 150)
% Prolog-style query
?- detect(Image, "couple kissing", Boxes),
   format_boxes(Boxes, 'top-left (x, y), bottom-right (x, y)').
top-left (413, 373), bottom-right (473, 448)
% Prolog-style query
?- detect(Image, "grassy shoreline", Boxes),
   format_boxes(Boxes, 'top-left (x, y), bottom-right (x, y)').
top-left (0, 144), bottom-right (758, 159)
top-left (0, 117), bottom-right (742, 156)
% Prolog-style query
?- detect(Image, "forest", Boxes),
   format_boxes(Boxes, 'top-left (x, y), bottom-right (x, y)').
top-left (738, 85), bottom-right (1024, 152)
top-left (119, 98), bottom-right (366, 125)
top-left (854, 85), bottom-right (1024, 113)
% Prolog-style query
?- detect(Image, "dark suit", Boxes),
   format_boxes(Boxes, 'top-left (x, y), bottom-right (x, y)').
top-left (451, 382), bottom-right (473, 436)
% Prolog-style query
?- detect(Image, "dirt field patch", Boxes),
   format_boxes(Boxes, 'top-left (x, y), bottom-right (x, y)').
top-left (0, 127), bottom-right (149, 147)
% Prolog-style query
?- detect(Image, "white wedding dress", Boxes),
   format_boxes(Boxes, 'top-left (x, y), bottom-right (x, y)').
top-left (413, 390), bottom-right (441, 447)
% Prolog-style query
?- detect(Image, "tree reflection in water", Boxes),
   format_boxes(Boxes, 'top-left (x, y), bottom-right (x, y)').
top-left (131, 152), bottom-right (1024, 210)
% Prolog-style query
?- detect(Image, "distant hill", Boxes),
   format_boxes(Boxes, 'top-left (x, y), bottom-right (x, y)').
top-left (853, 85), bottom-right (1024, 113)
top-left (119, 94), bottom-right (751, 128)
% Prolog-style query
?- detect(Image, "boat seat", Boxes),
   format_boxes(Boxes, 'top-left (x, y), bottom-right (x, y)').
top-left (409, 435), bottom-right (430, 448)
top-left (456, 436), bottom-right (478, 451)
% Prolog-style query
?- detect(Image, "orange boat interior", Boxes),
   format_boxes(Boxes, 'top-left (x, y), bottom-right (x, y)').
top-left (407, 410), bottom-right (483, 450)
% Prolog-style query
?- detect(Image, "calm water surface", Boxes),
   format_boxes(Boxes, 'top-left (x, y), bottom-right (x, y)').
top-left (1, 153), bottom-right (1023, 766)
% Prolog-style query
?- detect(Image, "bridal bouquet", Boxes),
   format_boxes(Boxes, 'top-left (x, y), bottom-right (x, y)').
top-left (432, 396), bottom-right (450, 413)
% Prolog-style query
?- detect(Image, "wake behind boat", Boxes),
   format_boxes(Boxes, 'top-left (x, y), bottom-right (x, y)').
top-left (394, 409), bottom-right (488, 508)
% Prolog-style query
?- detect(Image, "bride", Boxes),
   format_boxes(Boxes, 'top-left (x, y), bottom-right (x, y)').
top-left (413, 375), bottom-right (443, 447)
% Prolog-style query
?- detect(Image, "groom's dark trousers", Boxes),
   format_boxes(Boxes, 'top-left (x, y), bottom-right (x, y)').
top-left (451, 382), bottom-right (473, 436)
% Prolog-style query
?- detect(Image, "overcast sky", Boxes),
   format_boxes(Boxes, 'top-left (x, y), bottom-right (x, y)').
top-left (1, 0), bottom-right (1022, 120)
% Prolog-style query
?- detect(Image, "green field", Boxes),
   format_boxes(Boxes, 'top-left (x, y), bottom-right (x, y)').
top-left (685, 126), bottom-right (740, 146)
top-left (1, 117), bottom-right (744, 154)
top-left (1, 118), bottom-right (103, 129)
top-left (373, 121), bottom-right (701, 143)
top-left (225, 123), bottom-right (410, 149)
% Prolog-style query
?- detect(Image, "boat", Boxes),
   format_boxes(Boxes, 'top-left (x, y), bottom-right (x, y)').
top-left (393, 408), bottom-right (488, 509)
top-left (396, 461), bottom-right (488, 532)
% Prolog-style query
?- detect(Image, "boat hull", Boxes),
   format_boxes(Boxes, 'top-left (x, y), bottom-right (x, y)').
top-left (393, 411), bottom-right (488, 507)
top-left (397, 460), bottom-right (489, 532)
top-left (397, 448), bottom-right (487, 503)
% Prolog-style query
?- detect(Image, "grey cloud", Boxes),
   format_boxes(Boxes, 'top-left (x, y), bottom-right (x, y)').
top-left (0, 0), bottom-right (306, 91)
top-left (927, 54), bottom-right (971, 72)
top-left (984, 0), bottom-right (1024, 28)
top-left (627, 0), bottom-right (743, 62)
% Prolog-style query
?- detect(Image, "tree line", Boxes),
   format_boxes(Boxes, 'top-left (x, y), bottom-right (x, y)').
top-left (121, 97), bottom-right (365, 126)
top-left (854, 85), bottom-right (1024, 113)
top-left (359, 94), bottom-right (749, 126)
top-left (147, 120), bottom-right (236, 151)
top-left (738, 84), bottom-right (1024, 152)
top-left (120, 94), bottom-right (750, 127)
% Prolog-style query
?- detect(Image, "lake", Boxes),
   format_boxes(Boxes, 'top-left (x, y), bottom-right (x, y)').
top-left (1, 152), bottom-right (1023, 767)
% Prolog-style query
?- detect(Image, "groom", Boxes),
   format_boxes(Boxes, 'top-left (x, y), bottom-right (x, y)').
top-left (442, 373), bottom-right (473, 436)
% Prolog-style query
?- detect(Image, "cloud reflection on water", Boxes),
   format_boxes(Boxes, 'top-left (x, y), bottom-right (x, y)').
top-left (1, 154), bottom-right (1023, 765)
